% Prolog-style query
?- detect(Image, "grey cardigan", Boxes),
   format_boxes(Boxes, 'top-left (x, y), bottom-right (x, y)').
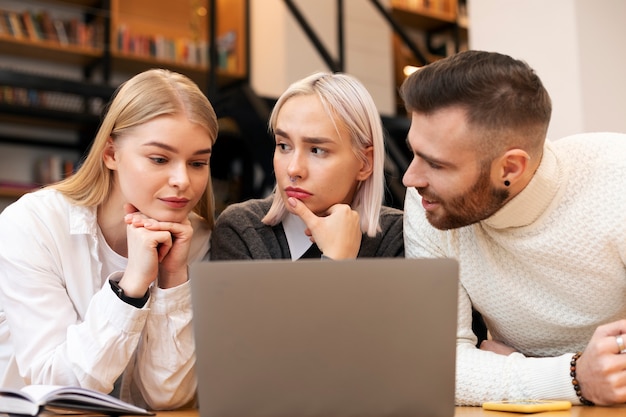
top-left (210, 196), bottom-right (404, 260)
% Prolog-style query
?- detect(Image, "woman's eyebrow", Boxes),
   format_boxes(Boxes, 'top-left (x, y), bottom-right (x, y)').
top-left (274, 128), bottom-right (289, 138)
top-left (143, 141), bottom-right (212, 155)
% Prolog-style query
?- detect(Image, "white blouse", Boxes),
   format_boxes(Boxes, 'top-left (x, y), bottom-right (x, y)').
top-left (0, 188), bottom-right (210, 409)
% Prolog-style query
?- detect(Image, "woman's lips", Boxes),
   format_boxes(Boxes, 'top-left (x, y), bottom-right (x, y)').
top-left (285, 187), bottom-right (312, 199)
top-left (160, 197), bottom-right (190, 209)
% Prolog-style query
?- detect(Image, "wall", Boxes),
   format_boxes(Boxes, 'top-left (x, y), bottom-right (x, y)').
top-left (249, 0), bottom-right (395, 116)
top-left (575, 0), bottom-right (626, 134)
top-left (469, 0), bottom-right (626, 140)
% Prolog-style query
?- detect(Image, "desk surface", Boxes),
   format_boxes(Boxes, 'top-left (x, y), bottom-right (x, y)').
top-left (154, 405), bottom-right (626, 417)
top-left (454, 405), bottom-right (626, 416)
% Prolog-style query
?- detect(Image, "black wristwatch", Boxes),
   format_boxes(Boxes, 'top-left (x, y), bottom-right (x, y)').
top-left (109, 280), bottom-right (149, 308)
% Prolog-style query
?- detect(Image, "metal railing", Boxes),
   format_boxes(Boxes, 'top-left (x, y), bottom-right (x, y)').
top-left (283, 0), bottom-right (430, 73)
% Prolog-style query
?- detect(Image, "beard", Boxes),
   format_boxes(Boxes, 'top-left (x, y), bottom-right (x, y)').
top-left (418, 166), bottom-right (510, 230)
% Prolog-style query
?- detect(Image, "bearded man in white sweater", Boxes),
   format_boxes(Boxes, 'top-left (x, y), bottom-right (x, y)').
top-left (401, 50), bottom-right (626, 407)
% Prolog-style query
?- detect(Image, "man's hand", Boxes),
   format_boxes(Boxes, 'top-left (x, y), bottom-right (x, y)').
top-left (480, 339), bottom-right (517, 356)
top-left (574, 320), bottom-right (626, 405)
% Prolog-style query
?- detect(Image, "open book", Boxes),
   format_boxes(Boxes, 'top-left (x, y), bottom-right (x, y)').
top-left (0, 385), bottom-right (154, 416)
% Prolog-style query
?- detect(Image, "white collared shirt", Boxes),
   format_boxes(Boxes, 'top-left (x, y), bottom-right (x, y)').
top-left (0, 188), bottom-right (210, 409)
top-left (282, 213), bottom-right (314, 260)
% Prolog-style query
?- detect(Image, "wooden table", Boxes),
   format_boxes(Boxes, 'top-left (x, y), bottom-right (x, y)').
top-left (154, 404), bottom-right (626, 417)
top-left (454, 405), bottom-right (626, 416)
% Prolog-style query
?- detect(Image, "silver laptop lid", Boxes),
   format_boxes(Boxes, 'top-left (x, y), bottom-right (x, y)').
top-left (190, 258), bottom-right (458, 417)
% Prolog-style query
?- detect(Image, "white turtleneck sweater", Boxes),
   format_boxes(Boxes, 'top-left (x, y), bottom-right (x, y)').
top-left (404, 132), bottom-right (626, 405)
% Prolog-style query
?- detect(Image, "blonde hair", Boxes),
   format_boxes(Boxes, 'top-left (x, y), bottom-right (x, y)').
top-left (262, 72), bottom-right (385, 237)
top-left (52, 69), bottom-right (219, 228)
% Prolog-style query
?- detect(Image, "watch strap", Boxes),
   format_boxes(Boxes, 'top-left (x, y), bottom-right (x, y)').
top-left (109, 280), bottom-right (149, 308)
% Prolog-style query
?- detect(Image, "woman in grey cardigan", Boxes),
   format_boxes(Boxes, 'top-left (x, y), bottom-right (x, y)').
top-left (210, 72), bottom-right (403, 261)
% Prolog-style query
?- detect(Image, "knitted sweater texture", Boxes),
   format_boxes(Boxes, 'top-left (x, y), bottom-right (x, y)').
top-left (211, 196), bottom-right (404, 259)
top-left (404, 132), bottom-right (626, 405)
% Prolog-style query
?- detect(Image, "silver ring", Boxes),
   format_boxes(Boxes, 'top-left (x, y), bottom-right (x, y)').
top-left (616, 335), bottom-right (626, 354)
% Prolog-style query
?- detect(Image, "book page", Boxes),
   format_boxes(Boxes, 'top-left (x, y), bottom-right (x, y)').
top-left (15, 385), bottom-right (152, 415)
top-left (20, 385), bottom-right (66, 404)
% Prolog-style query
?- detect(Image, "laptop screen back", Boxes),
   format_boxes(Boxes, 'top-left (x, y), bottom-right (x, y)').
top-left (190, 258), bottom-right (458, 417)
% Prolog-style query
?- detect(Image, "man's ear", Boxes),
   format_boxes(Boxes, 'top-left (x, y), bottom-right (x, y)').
top-left (356, 146), bottom-right (374, 181)
top-left (102, 137), bottom-right (118, 170)
top-left (495, 148), bottom-right (531, 186)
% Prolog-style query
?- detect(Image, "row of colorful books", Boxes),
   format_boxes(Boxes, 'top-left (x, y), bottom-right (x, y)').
top-left (1, 7), bottom-right (239, 69)
top-left (0, 84), bottom-right (102, 115)
top-left (116, 26), bottom-right (238, 70)
top-left (116, 24), bottom-right (210, 67)
top-left (0, 155), bottom-right (77, 196)
top-left (34, 155), bottom-right (77, 185)
top-left (0, 8), bottom-right (103, 49)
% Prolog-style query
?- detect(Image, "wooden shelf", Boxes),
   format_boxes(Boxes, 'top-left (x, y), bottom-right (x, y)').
top-left (391, 0), bottom-right (458, 30)
top-left (0, 35), bottom-right (102, 65)
top-left (391, 6), bottom-right (456, 30)
top-left (109, 51), bottom-right (245, 91)
top-left (42, 0), bottom-right (102, 7)
top-left (109, 0), bottom-right (247, 85)
top-left (1, 0), bottom-right (249, 84)
top-left (0, 184), bottom-right (38, 199)
top-left (1, 0), bottom-right (249, 207)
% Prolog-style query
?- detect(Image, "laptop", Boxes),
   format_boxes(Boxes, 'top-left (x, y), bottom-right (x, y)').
top-left (189, 258), bottom-right (458, 417)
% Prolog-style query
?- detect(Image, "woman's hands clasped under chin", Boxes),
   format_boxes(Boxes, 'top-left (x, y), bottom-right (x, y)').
top-left (121, 203), bottom-right (192, 296)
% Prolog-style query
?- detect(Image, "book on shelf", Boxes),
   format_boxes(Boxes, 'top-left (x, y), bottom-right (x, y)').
top-left (0, 385), bottom-right (154, 416)
top-left (36, 11), bottom-right (59, 43)
top-left (0, 8), bottom-right (100, 48)
top-left (116, 25), bottom-right (209, 67)
top-left (35, 155), bottom-right (77, 184)
top-left (6, 11), bottom-right (25, 39)
top-left (53, 19), bottom-right (69, 45)
top-left (0, 11), bottom-right (9, 35)
top-left (20, 10), bottom-right (43, 41)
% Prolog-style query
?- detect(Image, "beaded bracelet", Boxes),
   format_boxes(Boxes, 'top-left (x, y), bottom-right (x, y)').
top-left (570, 352), bottom-right (595, 406)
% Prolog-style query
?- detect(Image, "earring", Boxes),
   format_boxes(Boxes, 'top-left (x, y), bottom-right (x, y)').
top-left (504, 180), bottom-right (511, 187)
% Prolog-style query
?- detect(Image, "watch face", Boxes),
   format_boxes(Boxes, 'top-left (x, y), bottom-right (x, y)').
top-left (110, 280), bottom-right (124, 295)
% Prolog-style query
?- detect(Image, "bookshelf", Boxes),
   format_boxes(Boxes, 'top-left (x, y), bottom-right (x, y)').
top-left (0, 0), bottom-right (108, 199)
top-left (0, 0), bottom-right (248, 83)
top-left (0, 0), bottom-right (249, 201)
top-left (109, 0), bottom-right (247, 90)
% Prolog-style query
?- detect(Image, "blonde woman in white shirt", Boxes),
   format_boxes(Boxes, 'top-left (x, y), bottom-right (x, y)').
top-left (0, 69), bottom-right (217, 409)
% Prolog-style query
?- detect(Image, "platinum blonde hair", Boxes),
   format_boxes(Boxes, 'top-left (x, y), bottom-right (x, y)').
top-left (262, 72), bottom-right (385, 237)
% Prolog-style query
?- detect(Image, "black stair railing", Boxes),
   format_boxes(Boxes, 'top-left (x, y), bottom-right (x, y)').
top-left (283, 0), bottom-right (429, 72)
top-left (367, 0), bottom-right (429, 66)
top-left (283, 0), bottom-right (344, 73)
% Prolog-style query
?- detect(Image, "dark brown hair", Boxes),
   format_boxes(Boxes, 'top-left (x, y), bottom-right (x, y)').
top-left (400, 50), bottom-right (552, 158)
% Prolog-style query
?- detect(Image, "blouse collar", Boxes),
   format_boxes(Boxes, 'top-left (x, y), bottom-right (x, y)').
top-left (282, 213), bottom-right (313, 260)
